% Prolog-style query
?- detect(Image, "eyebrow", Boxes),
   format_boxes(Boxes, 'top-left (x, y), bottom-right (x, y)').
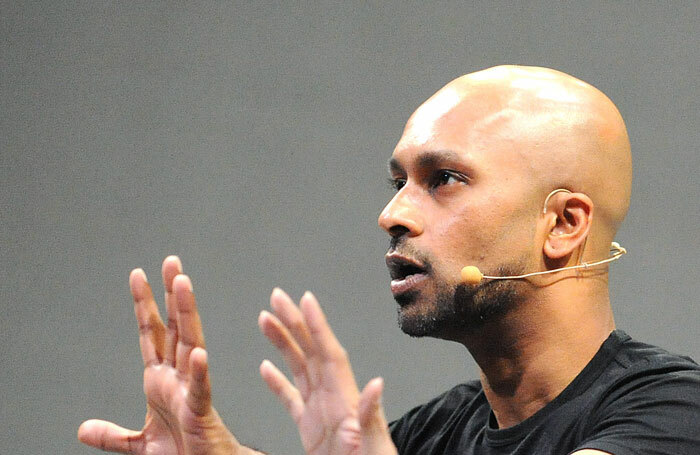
top-left (388, 150), bottom-right (464, 174)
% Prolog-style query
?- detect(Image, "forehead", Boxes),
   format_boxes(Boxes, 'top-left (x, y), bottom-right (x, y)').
top-left (400, 87), bottom-right (465, 146)
top-left (389, 91), bottom-right (524, 172)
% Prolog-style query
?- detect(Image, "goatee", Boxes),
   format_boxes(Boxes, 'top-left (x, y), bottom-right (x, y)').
top-left (397, 266), bottom-right (526, 339)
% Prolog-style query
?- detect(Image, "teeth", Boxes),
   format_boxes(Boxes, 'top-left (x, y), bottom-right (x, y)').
top-left (397, 271), bottom-right (421, 281)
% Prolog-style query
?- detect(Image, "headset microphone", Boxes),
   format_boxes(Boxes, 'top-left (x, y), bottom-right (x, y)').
top-left (460, 242), bottom-right (627, 285)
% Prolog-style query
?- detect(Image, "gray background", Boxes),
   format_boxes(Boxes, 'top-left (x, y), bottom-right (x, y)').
top-left (1, 1), bottom-right (698, 453)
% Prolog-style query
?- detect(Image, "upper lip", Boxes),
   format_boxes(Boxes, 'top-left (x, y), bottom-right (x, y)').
top-left (385, 252), bottom-right (427, 280)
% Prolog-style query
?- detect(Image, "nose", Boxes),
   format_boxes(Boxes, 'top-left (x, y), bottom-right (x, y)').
top-left (378, 190), bottom-right (424, 238)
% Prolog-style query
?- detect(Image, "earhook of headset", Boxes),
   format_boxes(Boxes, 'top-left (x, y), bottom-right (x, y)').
top-left (542, 188), bottom-right (572, 214)
top-left (541, 188), bottom-right (627, 269)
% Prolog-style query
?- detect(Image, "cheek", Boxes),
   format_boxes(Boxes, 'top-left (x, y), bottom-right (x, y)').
top-left (429, 206), bottom-right (499, 268)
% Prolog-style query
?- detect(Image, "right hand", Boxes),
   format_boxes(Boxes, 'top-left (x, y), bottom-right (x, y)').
top-left (78, 256), bottom-right (252, 455)
top-left (258, 289), bottom-right (398, 455)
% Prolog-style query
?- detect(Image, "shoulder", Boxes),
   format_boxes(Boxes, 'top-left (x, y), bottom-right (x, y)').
top-left (575, 332), bottom-right (700, 454)
top-left (613, 333), bottom-right (699, 370)
top-left (597, 332), bottom-right (700, 406)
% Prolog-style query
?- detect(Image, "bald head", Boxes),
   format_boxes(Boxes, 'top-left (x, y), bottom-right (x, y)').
top-left (400, 65), bottom-right (632, 247)
top-left (381, 66), bottom-right (631, 339)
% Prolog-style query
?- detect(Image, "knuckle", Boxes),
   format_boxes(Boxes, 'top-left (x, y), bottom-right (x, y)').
top-left (332, 347), bottom-right (349, 363)
top-left (290, 317), bottom-right (305, 331)
top-left (138, 321), bottom-right (155, 333)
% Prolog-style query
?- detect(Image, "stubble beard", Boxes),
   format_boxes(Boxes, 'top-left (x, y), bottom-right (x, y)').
top-left (396, 265), bottom-right (526, 340)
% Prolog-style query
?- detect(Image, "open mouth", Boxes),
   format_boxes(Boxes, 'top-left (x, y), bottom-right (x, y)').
top-left (386, 254), bottom-right (429, 295)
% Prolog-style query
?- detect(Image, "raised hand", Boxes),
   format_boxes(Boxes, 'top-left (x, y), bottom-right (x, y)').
top-left (258, 289), bottom-right (398, 455)
top-left (78, 256), bottom-right (252, 455)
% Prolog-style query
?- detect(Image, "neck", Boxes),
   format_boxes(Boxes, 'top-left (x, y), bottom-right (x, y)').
top-left (459, 276), bottom-right (615, 428)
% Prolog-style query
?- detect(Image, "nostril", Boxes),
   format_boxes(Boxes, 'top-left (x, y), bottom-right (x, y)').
top-left (389, 225), bottom-right (410, 238)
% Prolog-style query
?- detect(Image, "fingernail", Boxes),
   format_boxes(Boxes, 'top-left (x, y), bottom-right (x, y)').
top-left (176, 274), bottom-right (193, 292)
top-left (134, 268), bottom-right (148, 282)
top-left (167, 255), bottom-right (183, 272)
top-left (272, 287), bottom-right (282, 296)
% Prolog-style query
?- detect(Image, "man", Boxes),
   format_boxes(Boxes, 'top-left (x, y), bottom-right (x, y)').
top-left (78, 66), bottom-right (700, 454)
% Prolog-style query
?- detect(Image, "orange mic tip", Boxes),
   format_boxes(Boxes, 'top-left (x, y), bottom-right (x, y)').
top-left (461, 265), bottom-right (483, 285)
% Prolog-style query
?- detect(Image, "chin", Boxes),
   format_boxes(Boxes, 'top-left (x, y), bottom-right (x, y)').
top-left (395, 278), bottom-right (525, 339)
top-left (394, 288), bottom-right (463, 339)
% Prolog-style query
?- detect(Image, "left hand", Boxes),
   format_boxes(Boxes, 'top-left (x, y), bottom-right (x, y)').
top-left (258, 289), bottom-right (398, 455)
top-left (78, 258), bottom-right (256, 455)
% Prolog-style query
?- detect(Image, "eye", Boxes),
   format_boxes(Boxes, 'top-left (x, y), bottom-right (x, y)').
top-left (387, 177), bottom-right (406, 192)
top-left (430, 170), bottom-right (467, 190)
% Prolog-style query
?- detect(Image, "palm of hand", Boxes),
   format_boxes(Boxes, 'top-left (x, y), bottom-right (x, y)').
top-left (258, 289), bottom-right (397, 455)
top-left (138, 365), bottom-right (190, 454)
top-left (296, 385), bottom-right (361, 455)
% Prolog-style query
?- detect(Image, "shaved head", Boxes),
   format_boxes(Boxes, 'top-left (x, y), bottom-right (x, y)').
top-left (381, 65), bottom-right (633, 338)
top-left (402, 65), bottom-right (632, 250)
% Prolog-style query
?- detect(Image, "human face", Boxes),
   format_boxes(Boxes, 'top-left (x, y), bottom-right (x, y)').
top-left (378, 96), bottom-right (540, 339)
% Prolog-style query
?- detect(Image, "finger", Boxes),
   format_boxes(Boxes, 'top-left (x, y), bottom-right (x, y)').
top-left (258, 310), bottom-right (310, 399)
top-left (300, 291), bottom-right (350, 365)
top-left (173, 274), bottom-right (205, 376)
top-left (299, 291), bottom-right (359, 405)
top-left (162, 255), bottom-right (183, 365)
top-left (270, 288), bottom-right (323, 390)
top-left (187, 347), bottom-right (212, 416)
top-left (358, 378), bottom-right (398, 455)
top-left (259, 359), bottom-right (304, 422)
top-left (269, 288), bottom-right (315, 356)
top-left (77, 419), bottom-right (143, 453)
top-left (130, 268), bottom-right (166, 366)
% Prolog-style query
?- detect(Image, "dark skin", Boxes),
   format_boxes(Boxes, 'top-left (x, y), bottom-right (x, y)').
top-left (80, 65), bottom-right (630, 455)
top-left (379, 66), bottom-right (629, 451)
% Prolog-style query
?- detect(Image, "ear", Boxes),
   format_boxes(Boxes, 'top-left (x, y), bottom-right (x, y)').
top-left (543, 192), bottom-right (594, 260)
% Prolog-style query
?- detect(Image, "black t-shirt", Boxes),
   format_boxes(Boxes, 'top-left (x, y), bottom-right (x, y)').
top-left (389, 331), bottom-right (700, 454)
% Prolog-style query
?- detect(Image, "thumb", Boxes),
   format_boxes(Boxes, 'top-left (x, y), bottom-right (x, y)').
top-left (78, 419), bottom-right (143, 453)
top-left (359, 377), bottom-right (398, 455)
